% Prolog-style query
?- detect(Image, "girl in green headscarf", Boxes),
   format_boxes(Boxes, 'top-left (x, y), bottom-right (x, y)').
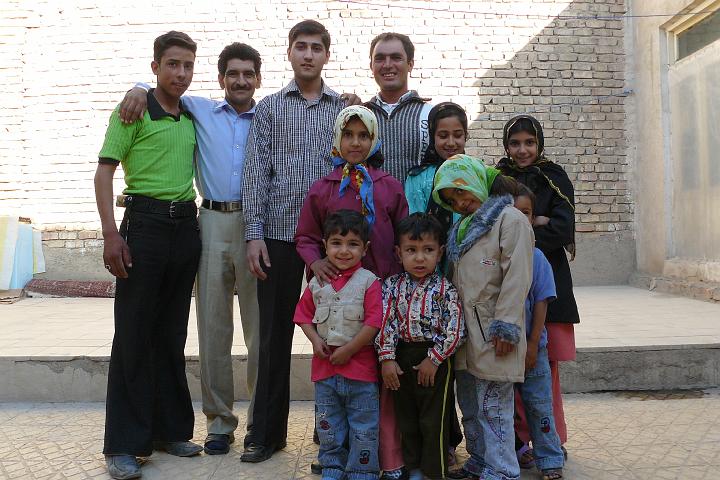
top-left (432, 154), bottom-right (535, 480)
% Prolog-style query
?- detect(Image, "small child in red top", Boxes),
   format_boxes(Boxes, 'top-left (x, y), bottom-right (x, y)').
top-left (294, 209), bottom-right (382, 480)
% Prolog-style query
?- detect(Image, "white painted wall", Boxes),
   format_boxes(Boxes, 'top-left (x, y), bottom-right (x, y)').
top-left (631, 0), bottom-right (720, 282)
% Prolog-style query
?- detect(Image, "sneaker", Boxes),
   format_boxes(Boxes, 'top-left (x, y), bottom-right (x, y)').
top-left (152, 441), bottom-right (203, 457)
top-left (105, 454), bottom-right (141, 480)
top-left (380, 467), bottom-right (409, 480)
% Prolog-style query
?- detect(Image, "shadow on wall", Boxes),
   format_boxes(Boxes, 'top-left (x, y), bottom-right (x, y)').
top-left (462, 0), bottom-right (636, 285)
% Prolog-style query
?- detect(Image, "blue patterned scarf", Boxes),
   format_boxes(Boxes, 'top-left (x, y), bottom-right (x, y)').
top-left (331, 141), bottom-right (381, 225)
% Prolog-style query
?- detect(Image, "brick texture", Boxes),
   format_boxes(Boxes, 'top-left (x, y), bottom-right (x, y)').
top-left (0, 0), bottom-right (631, 251)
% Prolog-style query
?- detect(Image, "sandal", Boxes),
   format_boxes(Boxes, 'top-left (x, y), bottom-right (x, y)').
top-left (561, 445), bottom-right (568, 460)
top-left (542, 468), bottom-right (563, 480)
top-left (516, 443), bottom-right (535, 469)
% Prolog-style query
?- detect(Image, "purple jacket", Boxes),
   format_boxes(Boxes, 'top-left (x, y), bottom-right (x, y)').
top-left (295, 165), bottom-right (409, 280)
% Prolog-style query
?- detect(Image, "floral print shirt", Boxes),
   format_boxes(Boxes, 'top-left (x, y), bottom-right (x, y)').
top-left (376, 272), bottom-right (465, 366)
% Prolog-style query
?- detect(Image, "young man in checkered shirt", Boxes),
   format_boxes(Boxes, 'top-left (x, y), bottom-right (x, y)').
top-left (240, 19), bottom-right (358, 464)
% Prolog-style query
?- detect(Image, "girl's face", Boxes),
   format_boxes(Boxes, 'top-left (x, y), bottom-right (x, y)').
top-left (434, 116), bottom-right (466, 160)
top-left (439, 187), bottom-right (482, 216)
top-left (507, 131), bottom-right (539, 168)
top-left (340, 117), bottom-right (372, 165)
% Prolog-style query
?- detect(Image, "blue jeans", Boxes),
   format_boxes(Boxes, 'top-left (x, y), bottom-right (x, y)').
top-left (516, 347), bottom-right (564, 471)
top-left (456, 371), bottom-right (519, 480)
top-left (315, 375), bottom-right (380, 480)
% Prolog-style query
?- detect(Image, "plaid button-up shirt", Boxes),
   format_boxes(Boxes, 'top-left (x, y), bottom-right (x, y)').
top-left (242, 79), bottom-right (346, 242)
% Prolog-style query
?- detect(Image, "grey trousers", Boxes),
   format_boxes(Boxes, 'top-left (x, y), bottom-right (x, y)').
top-left (195, 207), bottom-right (259, 436)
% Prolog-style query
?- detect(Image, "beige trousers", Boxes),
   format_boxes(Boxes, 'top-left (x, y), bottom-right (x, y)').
top-left (196, 208), bottom-right (259, 436)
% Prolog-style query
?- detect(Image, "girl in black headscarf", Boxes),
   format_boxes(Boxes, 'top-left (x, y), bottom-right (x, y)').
top-left (496, 114), bottom-right (580, 457)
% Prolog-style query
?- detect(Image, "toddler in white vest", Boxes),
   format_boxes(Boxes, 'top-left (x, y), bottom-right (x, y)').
top-left (294, 209), bottom-right (382, 480)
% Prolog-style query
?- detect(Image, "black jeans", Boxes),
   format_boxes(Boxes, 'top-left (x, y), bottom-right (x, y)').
top-left (103, 209), bottom-right (201, 456)
top-left (394, 341), bottom-right (454, 479)
top-left (244, 239), bottom-right (305, 448)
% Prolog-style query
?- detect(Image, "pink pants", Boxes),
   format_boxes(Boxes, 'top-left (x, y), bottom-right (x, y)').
top-left (379, 383), bottom-right (404, 471)
top-left (514, 360), bottom-right (568, 445)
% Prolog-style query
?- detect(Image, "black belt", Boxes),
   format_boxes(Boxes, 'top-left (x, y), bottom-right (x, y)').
top-left (201, 199), bottom-right (242, 212)
top-left (122, 195), bottom-right (197, 218)
top-left (397, 340), bottom-right (435, 350)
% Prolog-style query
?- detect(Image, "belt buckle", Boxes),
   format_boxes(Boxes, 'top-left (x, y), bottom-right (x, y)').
top-left (169, 201), bottom-right (177, 218)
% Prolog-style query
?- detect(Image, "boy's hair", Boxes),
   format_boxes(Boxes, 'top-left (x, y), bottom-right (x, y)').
top-left (323, 210), bottom-right (370, 243)
top-left (370, 32), bottom-right (415, 62)
top-left (490, 174), bottom-right (521, 197)
top-left (396, 213), bottom-right (445, 245)
top-left (515, 183), bottom-right (537, 213)
top-left (154, 31), bottom-right (197, 62)
top-left (289, 20), bottom-right (331, 51)
top-left (218, 42), bottom-right (262, 76)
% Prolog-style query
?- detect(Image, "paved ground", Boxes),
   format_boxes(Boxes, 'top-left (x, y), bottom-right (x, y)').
top-left (1, 287), bottom-right (719, 478)
top-left (1, 390), bottom-right (720, 479)
top-left (2, 286), bottom-right (720, 358)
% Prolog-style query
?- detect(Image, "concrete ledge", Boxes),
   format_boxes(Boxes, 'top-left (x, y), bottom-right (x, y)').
top-left (2, 345), bottom-right (718, 402)
top-left (561, 344), bottom-right (720, 392)
top-left (630, 272), bottom-right (720, 303)
top-left (0, 355), bottom-right (313, 403)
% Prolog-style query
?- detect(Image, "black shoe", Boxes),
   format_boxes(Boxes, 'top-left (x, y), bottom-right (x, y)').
top-left (240, 443), bottom-right (273, 463)
top-left (310, 461), bottom-right (322, 475)
top-left (240, 442), bottom-right (285, 463)
top-left (204, 433), bottom-right (233, 455)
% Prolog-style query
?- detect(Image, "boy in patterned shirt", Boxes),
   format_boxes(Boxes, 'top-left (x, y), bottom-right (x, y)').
top-left (376, 213), bottom-right (465, 480)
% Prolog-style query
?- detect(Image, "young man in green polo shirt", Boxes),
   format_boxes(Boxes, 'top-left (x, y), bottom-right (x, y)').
top-left (94, 31), bottom-right (203, 480)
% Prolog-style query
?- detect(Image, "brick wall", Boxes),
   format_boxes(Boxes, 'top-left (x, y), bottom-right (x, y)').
top-left (0, 0), bottom-right (631, 257)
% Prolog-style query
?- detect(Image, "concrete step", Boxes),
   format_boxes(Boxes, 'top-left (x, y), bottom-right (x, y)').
top-left (2, 343), bottom-right (720, 402)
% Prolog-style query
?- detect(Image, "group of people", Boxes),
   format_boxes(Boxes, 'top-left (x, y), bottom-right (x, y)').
top-left (94, 18), bottom-right (580, 480)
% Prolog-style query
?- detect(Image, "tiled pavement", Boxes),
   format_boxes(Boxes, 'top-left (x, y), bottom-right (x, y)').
top-left (2, 390), bottom-right (720, 479)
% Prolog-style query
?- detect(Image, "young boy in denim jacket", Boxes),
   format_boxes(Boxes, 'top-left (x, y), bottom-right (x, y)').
top-left (294, 209), bottom-right (382, 480)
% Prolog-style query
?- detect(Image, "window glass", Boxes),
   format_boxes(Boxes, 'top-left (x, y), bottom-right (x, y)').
top-left (677, 9), bottom-right (720, 60)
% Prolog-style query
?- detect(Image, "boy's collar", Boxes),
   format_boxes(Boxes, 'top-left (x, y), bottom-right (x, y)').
top-left (147, 88), bottom-right (191, 121)
top-left (335, 262), bottom-right (363, 278)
